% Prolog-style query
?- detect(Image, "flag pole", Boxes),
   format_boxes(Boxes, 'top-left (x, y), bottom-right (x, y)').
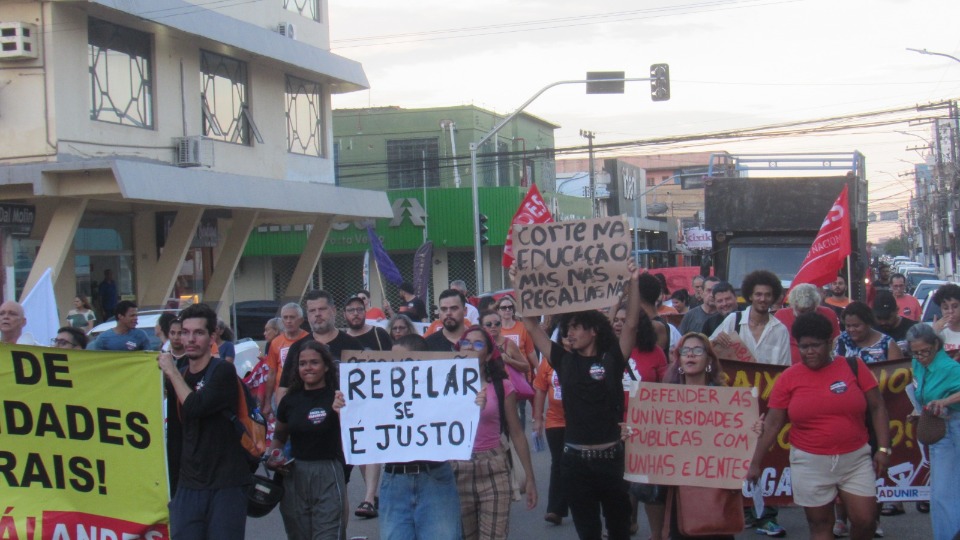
top-left (373, 258), bottom-right (388, 307)
top-left (846, 255), bottom-right (852, 301)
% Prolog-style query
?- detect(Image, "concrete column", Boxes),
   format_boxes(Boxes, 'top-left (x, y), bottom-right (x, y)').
top-left (133, 210), bottom-right (158, 302)
top-left (21, 198), bottom-right (88, 300)
top-left (281, 215), bottom-right (334, 304)
top-left (54, 245), bottom-right (76, 321)
top-left (204, 210), bottom-right (258, 317)
top-left (140, 207), bottom-right (203, 308)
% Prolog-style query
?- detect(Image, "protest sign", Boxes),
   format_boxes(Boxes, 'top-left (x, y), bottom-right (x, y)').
top-left (624, 382), bottom-right (759, 490)
top-left (722, 358), bottom-right (927, 504)
top-left (0, 344), bottom-right (169, 539)
top-left (512, 216), bottom-right (631, 316)
top-left (339, 350), bottom-right (481, 465)
top-left (713, 334), bottom-right (757, 363)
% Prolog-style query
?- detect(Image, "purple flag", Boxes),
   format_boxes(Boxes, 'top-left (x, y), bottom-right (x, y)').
top-left (412, 241), bottom-right (433, 302)
top-left (366, 227), bottom-right (403, 286)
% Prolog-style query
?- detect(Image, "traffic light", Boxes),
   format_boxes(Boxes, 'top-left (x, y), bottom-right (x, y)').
top-left (478, 213), bottom-right (489, 245)
top-left (650, 63), bottom-right (670, 102)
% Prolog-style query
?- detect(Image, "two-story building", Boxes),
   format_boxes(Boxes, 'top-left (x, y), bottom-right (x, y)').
top-left (0, 0), bottom-right (390, 321)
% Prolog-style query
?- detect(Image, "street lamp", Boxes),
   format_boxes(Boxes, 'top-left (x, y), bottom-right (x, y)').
top-left (469, 67), bottom-right (669, 290)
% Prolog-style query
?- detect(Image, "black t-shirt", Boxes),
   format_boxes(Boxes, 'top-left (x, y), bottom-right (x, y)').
top-left (352, 326), bottom-right (392, 351)
top-left (548, 341), bottom-right (626, 445)
top-left (277, 385), bottom-right (343, 462)
top-left (701, 312), bottom-right (727, 338)
top-left (876, 317), bottom-right (916, 351)
top-left (399, 297), bottom-right (427, 322)
top-left (167, 358), bottom-right (251, 490)
top-left (279, 331), bottom-right (364, 388)
top-left (425, 330), bottom-right (458, 352)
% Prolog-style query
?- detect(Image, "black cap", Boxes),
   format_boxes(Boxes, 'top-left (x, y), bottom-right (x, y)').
top-left (873, 290), bottom-right (897, 319)
top-left (399, 282), bottom-right (415, 294)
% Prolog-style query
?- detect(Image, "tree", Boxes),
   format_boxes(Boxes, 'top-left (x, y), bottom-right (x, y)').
top-left (881, 235), bottom-right (909, 257)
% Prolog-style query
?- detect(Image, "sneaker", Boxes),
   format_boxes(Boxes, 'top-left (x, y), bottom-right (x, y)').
top-left (833, 519), bottom-right (849, 537)
top-left (755, 521), bottom-right (787, 537)
top-left (874, 523), bottom-right (884, 537)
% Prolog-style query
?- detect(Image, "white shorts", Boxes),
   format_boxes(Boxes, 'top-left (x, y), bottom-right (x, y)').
top-left (789, 444), bottom-right (876, 507)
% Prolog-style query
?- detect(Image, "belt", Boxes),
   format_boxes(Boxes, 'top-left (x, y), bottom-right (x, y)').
top-left (563, 443), bottom-right (622, 461)
top-left (383, 461), bottom-right (443, 474)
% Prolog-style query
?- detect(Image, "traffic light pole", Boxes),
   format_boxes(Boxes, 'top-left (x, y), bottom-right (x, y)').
top-left (470, 71), bottom-right (667, 291)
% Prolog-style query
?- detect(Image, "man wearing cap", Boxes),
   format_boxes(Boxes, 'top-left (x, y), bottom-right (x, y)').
top-left (890, 273), bottom-right (922, 321)
top-left (873, 290), bottom-right (917, 353)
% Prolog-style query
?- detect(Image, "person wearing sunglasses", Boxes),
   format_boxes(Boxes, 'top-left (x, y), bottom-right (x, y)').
top-left (496, 295), bottom-right (538, 377)
top-left (480, 310), bottom-right (529, 375)
top-left (452, 325), bottom-right (537, 539)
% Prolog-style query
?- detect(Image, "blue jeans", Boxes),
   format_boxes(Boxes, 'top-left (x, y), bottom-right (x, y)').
top-left (379, 462), bottom-right (462, 540)
top-left (929, 414), bottom-right (960, 540)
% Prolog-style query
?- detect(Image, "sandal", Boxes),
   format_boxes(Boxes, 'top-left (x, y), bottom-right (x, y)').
top-left (355, 501), bottom-right (378, 519)
top-left (880, 503), bottom-right (904, 516)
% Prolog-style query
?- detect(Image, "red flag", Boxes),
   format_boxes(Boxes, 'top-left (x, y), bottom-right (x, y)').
top-left (502, 184), bottom-right (553, 268)
top-left (791, 185), bottom-right (852, 288)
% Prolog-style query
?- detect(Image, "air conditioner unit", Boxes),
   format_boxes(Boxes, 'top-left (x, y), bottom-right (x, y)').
top-left (173, 136), bottom-right (212, 168)
top-left (0, 22), bottom-right (39, 61)
top-left (277, 22), bottom-right (296, 39)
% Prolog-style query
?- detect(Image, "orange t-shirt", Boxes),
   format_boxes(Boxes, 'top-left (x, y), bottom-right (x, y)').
top-left (500, 321), bottom-right (536, 370)
top-left (424, 318), bottom-right (475, 337)
top-left (267, 330), bottom-right (309, 390)
top-left (532, 360), bottom-right (565, 429)
top-left (366, 308), bottom-right (387, 321)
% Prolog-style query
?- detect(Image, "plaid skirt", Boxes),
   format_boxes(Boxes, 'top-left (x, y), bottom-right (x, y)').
top-left (451, 445), bottom-right (513, 540)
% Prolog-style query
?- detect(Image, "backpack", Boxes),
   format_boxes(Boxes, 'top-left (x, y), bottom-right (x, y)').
top-left (179, 357), bottom-right (268, 469)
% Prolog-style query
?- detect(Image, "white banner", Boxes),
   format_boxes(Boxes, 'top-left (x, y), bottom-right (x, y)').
top-left (338, 354), bottom-right (482, 465)
top-left (683, 227), bottom-right (712, 250)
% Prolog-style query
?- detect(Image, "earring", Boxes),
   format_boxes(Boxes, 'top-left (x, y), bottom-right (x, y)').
top-left (678, 366), bottom-right (684, 375)
top-left (706, 364), bottom-right (713, 373)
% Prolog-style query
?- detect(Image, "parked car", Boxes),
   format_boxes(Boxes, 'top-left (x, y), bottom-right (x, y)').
top-left (902, 268), bottom-right (940, 294)
top-left (914, 280), bottom-right (949, 312)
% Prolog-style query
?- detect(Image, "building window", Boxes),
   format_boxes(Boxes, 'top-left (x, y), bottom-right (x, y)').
top-left (200, 50), bottom-right (262, 145)
top-left (283, 0), bottom-right (321, 21)
top-left (386, 138), bottom-right (440, 189)
top-left (88, 18), bottom-right (153, 128)
top-left (285, 75), bottom-right (323, 157)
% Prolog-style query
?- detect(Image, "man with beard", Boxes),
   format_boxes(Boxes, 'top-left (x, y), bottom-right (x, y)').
top-left (343, 294), bottom-right (391, 519)
top-left (158, 303), bottom-right (250, 538)
top-left (424, 289), bottom-right (468, 352)
top-left (344, 296), bottom-right (393, 352)
top-left (867, 262), bottom-right (892, 306)
top-left (678, 276), bottom-right (720, 334)
top-left (873, 290), bottom-right (916, 353)
top-left (824, 274), bottom-right (852, 316)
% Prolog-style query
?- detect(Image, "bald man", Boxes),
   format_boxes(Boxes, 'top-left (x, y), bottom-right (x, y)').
top-left (0, 301), bottom-right (36, 345)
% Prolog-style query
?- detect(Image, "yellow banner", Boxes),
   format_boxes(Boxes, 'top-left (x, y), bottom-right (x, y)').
top-left (0, 344), bottom-right (169, 539)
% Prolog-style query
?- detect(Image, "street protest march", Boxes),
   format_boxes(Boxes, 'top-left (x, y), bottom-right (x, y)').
top-left (0, 344), bottom-right (169, 539)
top-left (624, 381), bottom-right (759, 490)
top-left (722, 358), bottom-right (927, 504)
top-left (338, 350), bottom-right (481, 466)
top-left (511, 216), bottom-right (632, 316)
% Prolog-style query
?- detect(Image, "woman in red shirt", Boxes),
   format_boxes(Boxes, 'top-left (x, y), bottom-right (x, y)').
top-left (747, 312), bottom-right (891, 540)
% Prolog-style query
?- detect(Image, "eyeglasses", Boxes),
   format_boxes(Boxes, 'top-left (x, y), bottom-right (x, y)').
top-left (798, 341), bottom-right (827, 351)
top-left (344, 307), bottom-right (365, 315)
top-left (483, 321), bottom-right (502, 328)
top-left (911, 348), bottom-right (934, 359)
top-left (51, 338), bottom-right (76, 347)
top-left (498, 305), bottom-right (515, 311)
top-left (391, 326), bottom-right (408, 333)
top-left (679, 346), bottom-right (706, 357)
top-left (459, 339), bottom-right (486, 350)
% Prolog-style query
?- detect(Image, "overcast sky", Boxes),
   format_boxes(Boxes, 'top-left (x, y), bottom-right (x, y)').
top-left (328, 0), bottom-right (960, 242)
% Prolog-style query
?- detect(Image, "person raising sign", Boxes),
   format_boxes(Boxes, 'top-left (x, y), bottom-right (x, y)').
top-left (510, 262), bottom-right (642, 540)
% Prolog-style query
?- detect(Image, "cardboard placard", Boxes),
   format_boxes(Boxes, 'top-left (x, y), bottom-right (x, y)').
top-left (512, 216), bottom-right (631, 316)
top-left (712, 333), bottom-right (757, 363)
top-left (338, 351), bottom-right (481, 465)
top-left (624, 382), bottom-right (759, 490)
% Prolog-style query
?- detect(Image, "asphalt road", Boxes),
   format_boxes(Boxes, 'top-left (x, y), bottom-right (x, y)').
top-left (245, 445), bottom-right (935, 539)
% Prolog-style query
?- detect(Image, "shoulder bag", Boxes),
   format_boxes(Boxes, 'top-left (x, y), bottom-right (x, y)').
top-left (666, 485), bottom-right (744, 536)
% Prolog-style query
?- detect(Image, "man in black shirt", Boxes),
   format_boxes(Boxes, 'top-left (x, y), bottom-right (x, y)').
top-left (701, 281), bottom-right (739, 337)
top-left (396, 281), bottom-right (427, 322)
top-left (424, 289), bottom-right (469, 352)
top-left (158, 303), bottom-right (250, 539)
top-left (344, 296), bottom-right (393, 352)
top-left (873, 290), bottom-right (917, 353)
top-left (515, 265), bottom-right (641, 540)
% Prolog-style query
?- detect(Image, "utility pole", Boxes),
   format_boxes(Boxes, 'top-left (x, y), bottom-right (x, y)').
top-left (580, 129), bottom-right (596, 217)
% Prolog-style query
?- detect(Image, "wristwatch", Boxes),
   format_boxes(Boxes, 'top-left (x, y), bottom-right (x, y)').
top-left (877, 447), bottom-right (893, 455)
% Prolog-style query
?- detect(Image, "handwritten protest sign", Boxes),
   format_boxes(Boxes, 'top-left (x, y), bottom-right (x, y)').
top-left (512, 216), bottom-right (631, 316)
top-left (338, 350), bottom-right (481, 465)
top-left (713, 334), bottom-right (757, 363)
top-left (723, 358), bottom-right (927, 504)
top-left (624, 382), bottom-right (759, 490)
top-left (0, 344), bottom-right (169, 539)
